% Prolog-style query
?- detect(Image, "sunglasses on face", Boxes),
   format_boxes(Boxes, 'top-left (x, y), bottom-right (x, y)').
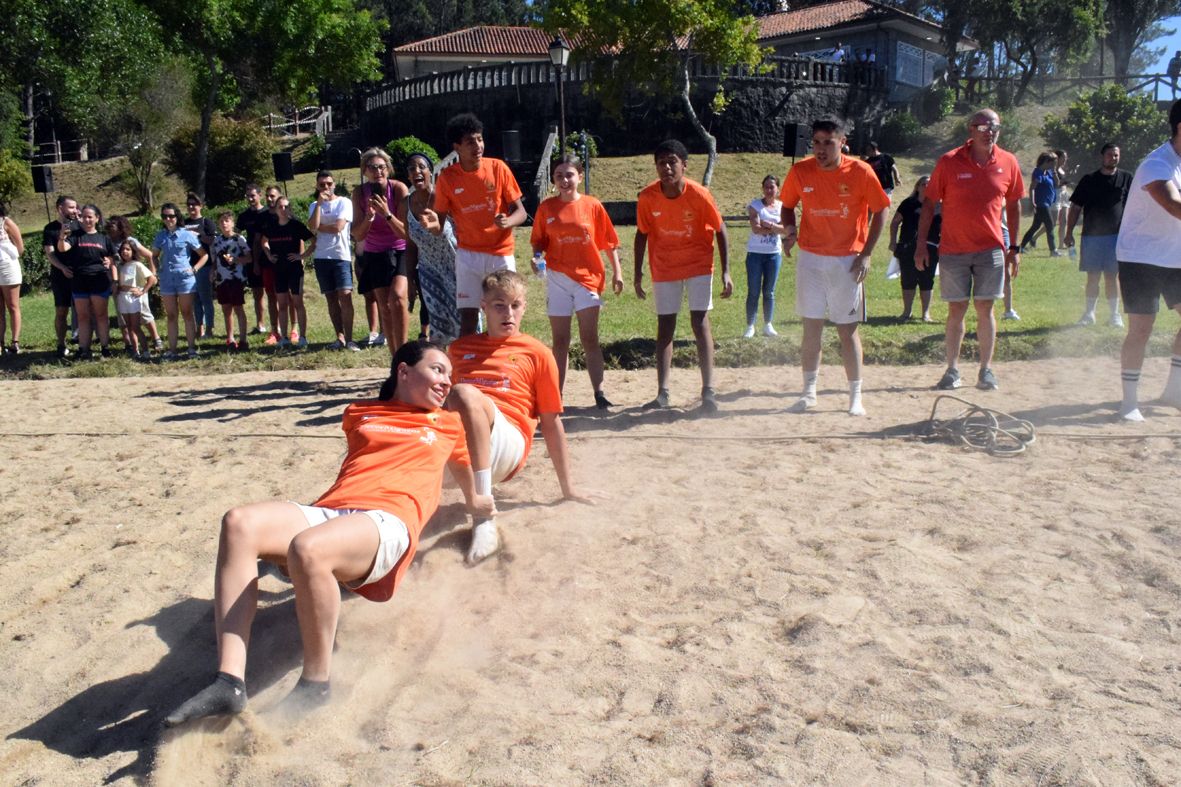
top-left (973, 122), bottom-right (1001, 132)
top-left (366, 163), bottom-right (388, 171)
top-left (161, 214), bottom-right (177, 219)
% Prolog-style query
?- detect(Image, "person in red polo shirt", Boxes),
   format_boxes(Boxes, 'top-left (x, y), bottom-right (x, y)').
top-left (916, 108), bottom-right (1024, 391)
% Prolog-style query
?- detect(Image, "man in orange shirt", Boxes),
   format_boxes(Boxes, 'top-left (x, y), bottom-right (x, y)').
top-left (426, 113), bottom-right (527, 336)
top-left (446, 270), bottom-right (589, 564)
top-left (781, 117), bottom-right (890, 416)
top-left (916, 108), bottom-right (1024, 391)
top-left (634, 139), bottom-right (733, 412)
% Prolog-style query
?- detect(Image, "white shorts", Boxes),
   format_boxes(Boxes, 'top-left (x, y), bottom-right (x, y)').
top-left (546, 269), bottom-right (601, 317)
top-left (795, 250), bottom-right (864, 324)
top-left (295, 504), bottom-right (410, 591)
top-left (139, 293), bottom-right (156, 323)
top-left (455, 248), bottom-right (516, 309)
top-left (116, 292), bottom-right (143, 315)
top-left (489, 406), bottom-right (527, 482)
top-left (653, 274), bottom-right (713, 315)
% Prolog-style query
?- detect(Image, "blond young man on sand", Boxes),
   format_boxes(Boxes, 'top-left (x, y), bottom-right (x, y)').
top-left (445, 270), bottom-right (590, 564)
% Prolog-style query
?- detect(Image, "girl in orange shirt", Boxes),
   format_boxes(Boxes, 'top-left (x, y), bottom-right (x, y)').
top-left (164, 340), bottom-right (484, 727)
top-left (530, 154), bottom-right (623, 408)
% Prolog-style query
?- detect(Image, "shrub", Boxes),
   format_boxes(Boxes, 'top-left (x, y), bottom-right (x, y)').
top-left (386, 135), bottom-right (440, 178)
top-left (296, 135), bottom-right (326, 171)
top-left (551, 131), bottom-right (599, 163)
top-left (164, 115), bottom-right (274, 205)
top-left (918, 84), bottom-right (954, 124)
top-left (20, 245), bottom-right (50, 293)
top-left (877, 112), bottom-right (921, 153)
top-left (0, 150), bottom-right (32, 203)
top-left (1042, 85), bottom-right (1164, 171)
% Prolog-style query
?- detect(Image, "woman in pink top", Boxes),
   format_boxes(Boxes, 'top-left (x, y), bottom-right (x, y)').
top-left (351, 147), bottom-right (410, 352)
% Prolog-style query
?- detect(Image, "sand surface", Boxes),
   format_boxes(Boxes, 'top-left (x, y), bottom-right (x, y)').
top-left (1, 357), bottom-right (1179, 785)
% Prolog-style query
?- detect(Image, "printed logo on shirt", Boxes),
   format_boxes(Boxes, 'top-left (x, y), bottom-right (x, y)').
top-left (838, 183), bottom-right (850, 196)
top-left (651, 211), bottom-right (662, 217)
top-left (419, 429), bottom-right (437, 446)
top-left (485, 181), bottom-right (496, 192)
top-left (463, 353), bottom-right (476, 360)
top-left (957, 173), bottom-right (973, 180)
top-left (802, 187), bottom-right (814, 193)
top-left (546, 217), bottom-right (556, 224)
top-left (454, 187), bottom-right (465, 194)
top-left (682, 210), bottom-right (695, 223)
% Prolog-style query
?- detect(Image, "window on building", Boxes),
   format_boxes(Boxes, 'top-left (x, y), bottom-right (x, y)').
top-left (896, 41), bottom-right (923, 86)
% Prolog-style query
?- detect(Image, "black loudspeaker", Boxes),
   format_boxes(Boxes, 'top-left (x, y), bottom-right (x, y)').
top-left (783, 122), bottom-right (809, 158)
top-left (272, 152), bottom-right (294, 182)
top-left (502, 130), bottom-right (521, 163)
top-left (32, 165), bottom-right (54, 194)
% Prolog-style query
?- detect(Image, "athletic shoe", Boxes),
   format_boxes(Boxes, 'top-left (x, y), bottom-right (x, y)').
top-left (366, 332), bottom-right (380, 346)
top-left (7, 342), bottom-right (18, 355)
top-left (1076, 313), bottom-right (1096, 326)
top-left (235, 339), bottom-right (250, 353)
top-left (594, 391), bottom-right (614, 410)
top-left (370, 333), bottom-right (386, 347)
top-left (936, 368), bottom-right (961, 390)
top-left (701, 387), bottom-right (719, 413)
top-left (1068, 248), bottom-right (1077, 259)
top-left (345, 341), bottom-right (361, 352)
top-left (643, 389), bottom-right (671, 409)
top-left (278, 338), bottom-right (291, 349)
top-left (327, 339), bottom-right (344, 351)
top-left (1002, 309), bottom-right (1020, 320)
top-left (187, 348), bottom-right (199, 360)
top-left (162, 350), bottom-right (178, 361)
top-left (253, 325), bottom-right (268, 335)
top-left (763, 322), bottom-right (778, 337)
top-left (297, 337), bottom-right (308, 350)
top-left (977, 368), bottom-right (999, 391)
top-left (77, 348), bottom-right (93, 361)
top-left (1051, 250), bottom-right (1068, 258)
top-left (1109, 313), bottom-right (1125, 327)
top-left (264, 332), bottom-right (279, 346)
top-left (225, 339), bottom-right (237, 351)
top-left (57, 345), bottom-right (70, 359)
top-left (742, 324), bottom-right (755, 339)
top-left (100, 346), bottom-right (112, 358)
top-left (154, 338), bottom-right (164, 351)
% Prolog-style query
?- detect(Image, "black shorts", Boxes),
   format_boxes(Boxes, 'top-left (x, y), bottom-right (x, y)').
top-left (50, 269), bottom-right (72, 308)
top-left (897, 245), bottom-right (937, 291)
top-left (274, 260), bottom-right (305, 295)
top-left (356, 248), bottom-right (406, 295)
top-left (245, 264), bottom-right (264, 288)
top-left (70, 269), bottom-right (113, 298)
top-left (1118, 261), bottom-right (1181, 314)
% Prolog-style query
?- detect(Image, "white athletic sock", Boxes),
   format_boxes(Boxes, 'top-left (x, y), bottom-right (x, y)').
top-left (848, 379), bottom-right (865, 416)
top-left (1107, 297), bottom-right (1120, 318)
top-left (1161, 356), bottom-right (1181, 407)
top-left (1121, 368), bottom-right (1144, 420)
top-left (1084, 296), bottom-right (1098, 318)
top-left (802, 369), bottom-right (818, 401)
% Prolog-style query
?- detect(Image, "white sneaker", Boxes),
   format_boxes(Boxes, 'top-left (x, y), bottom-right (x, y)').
top-left (788, 395), bottom-right (817, 413)
top-left (1076, 313), bottom-right (1096, 326)
top-left (763, 322), bottom-right (778, 337)
top-left (742, 324), bottom-right (755, 339)
top-left (1002, 309), bottom-right (1021, 321)
top-left (1109, 313), bottom-right (1124, 328)
top-left (345, 341), bottom-right (361, 352)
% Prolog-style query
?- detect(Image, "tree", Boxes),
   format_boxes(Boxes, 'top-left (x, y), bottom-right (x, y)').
top-left (110, 61), bottom-right (195, 211)
top-left (147, 0), bottom-right (385, 199)
top-left (544, 0), bottom-right (764, 185)
top-left (1104, 0), bottom-right (1181, 81)
top-left (1042, 84), bottom-right (1165, 170)
top-left (972, 0), bottom-right (1100, 104)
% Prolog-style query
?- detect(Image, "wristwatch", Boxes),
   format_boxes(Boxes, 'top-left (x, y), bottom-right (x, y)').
top-left (1008, 245), bottom-right (1020, 252)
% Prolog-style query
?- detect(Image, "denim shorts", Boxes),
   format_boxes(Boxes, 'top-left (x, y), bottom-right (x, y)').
top-left (160, 267), bottom-right (197, 296)
top-left (314, 258), bottom-right (354, 294)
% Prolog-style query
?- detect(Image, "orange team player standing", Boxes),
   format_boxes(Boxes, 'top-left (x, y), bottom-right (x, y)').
top-left (780, 116), bottom-right (890, 416)
top-left (530, 153), bottom-right (624, 409)
top-left (445, 270), bottom-right (590, 565)
top-left (423, 112), bottom-right (528, 336)
top-left (633, 139), bottom-right (732, 413)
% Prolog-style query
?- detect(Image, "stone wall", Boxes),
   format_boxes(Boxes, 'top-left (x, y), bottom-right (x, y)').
top-left (361, 76), bottom-right (889, 159)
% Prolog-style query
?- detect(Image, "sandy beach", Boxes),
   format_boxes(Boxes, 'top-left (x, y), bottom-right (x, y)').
top-left (1, 357), bottom-right (1179, 785)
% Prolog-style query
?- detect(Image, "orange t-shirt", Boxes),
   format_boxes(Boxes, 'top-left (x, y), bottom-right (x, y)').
top-left (926, 142), bottom-right (1025, 255)
top-left (779, 156), bottom-right (890, 256)
top-left (636, 179), bottom-right (724, 282)
top-left (530, 195), bottom-right (619, 292)
top-left (314, 400), bottom-right (467, 602)
top-left (432, 158), bottom-right (523, 256)
top-left (448, 332), bottom-right (563, 478)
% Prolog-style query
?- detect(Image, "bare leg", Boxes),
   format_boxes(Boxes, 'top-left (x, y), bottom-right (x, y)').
top-left (179, 293), bottom-right (197, 352)
top-left (836, 322), bottom-right (863, 382)
top-left (90, 295), bottom-right (110, 348)
top-left (576, 306), bottom-right (606, 395)
top-left (276, 293), bottom-right (291, 340)
top-left (919, 288), bottom-right (933, 321)
top-left (459, 307), bottom-right (480, 337)
top-left (163, 294), bottom-right (179, 352)
top-left (387, 275), bottom-right (410, 350)
top-left (900, 287), bottom-right (915, 319)
top-left (75, 298), bottom-right (93, 353)
top-left (372, 286), bottom-right (392, 350)
top-left (266, 286), bottom-right (279, 336)
top-left (286, 513), bottom-right (382, 681)
top-left (655, 313), bottom-right (676, 395)
top-left (337, 290), bottom-right (355, 343)
top-left (549, 315), bottom-right (573, 393)
top-left (445, 384), bottom-right (499, 562)
top-left (975, 299), bottom-right (997, 372)
top-left (689, 310), bottom-right (714, 392)
top-left (252, 286), bottom-right (266, 331)
top-left (944, 300), bottom-right (970, 370)
top-left (293, 294), bottom-right (307, 339)
top-left (325, 289), bottom-right (343, 340)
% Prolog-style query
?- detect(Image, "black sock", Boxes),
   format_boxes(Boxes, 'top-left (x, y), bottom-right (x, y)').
top-left (163, 672), bottom-right (248, 727)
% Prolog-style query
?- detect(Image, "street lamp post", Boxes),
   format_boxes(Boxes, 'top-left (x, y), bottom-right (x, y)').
top-left (548, 36), bottom-right (571, 156)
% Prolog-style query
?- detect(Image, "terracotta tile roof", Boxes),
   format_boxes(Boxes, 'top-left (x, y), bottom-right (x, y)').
top-left (394, 26), bottom-right (556, 56)
top-left (758, 0), bottom-right (917, 40)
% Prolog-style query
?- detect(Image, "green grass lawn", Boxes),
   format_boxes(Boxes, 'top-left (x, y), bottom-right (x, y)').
top-left (3, 222), bottom-right (1175, 380)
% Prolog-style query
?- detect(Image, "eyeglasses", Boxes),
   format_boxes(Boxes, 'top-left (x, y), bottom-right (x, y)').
top-left (973, 122), bottom-right (1001, 133)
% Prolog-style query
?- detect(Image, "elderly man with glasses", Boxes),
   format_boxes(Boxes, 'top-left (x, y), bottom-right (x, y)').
top-left (915, 108), bottom-right (1024, 391)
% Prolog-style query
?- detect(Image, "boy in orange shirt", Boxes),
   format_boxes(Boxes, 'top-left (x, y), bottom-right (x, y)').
top-left (425, 113), bottom-right (527, 336)
top-left (531, 153), bottom-right (624, 408)
top-left (781, 117), bottom-right (889, 416)
top-left (633, 139), bottom-right (732, 412)
top-left (446, 270), bottom-right (589, 564)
